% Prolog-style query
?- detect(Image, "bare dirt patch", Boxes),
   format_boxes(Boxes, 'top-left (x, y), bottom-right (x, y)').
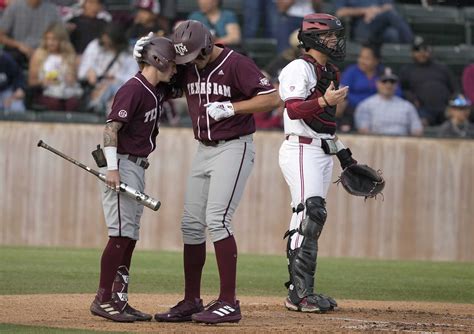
top-left (1, 294), bottom-right (473, 333)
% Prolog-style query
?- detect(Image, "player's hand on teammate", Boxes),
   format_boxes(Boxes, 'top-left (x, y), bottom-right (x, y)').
top-left (133, 32), bottom-right (154, 60)
top-left (105, 170), bottom-right (121, 192)
top-left (205, 101), bottom-right (235, 121)
top-left (323, 81), bottom-right (348, 107)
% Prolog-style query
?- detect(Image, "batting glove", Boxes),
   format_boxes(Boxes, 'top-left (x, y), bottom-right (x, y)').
top-left (133, 32), bottom-right (154, 61)
top-left (205, 101), bottom-right (235, 121)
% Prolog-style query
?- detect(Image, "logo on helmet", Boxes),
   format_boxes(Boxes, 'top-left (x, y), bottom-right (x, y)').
top-left (259, 77), bottom-right (270, 87)
top-left (174, 43), bottom-right (188, 56)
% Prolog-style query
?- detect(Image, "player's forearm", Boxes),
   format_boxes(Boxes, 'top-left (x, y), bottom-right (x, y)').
top-left (285, 96), bottom-right (329, 119)
top-left (104, 121), bottom-right (122, 147)
top-left (0, 32), bottom-right (20, 49)
top-left (233, 91), bottom-right (281, 114)
top-left (103, 121), bottom-right (123, 170)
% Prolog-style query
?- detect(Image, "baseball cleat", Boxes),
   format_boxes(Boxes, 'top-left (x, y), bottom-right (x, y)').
top-left (90, 297), bottom-right (136, 322)
top-left (154, 298), bottom-right (204, 322)
top-left (192, 300), bottom-right (241, 324)
top-left (284, 294), bottom-right (333, 313)
top-left (125, 304), bottom-right (152, 321)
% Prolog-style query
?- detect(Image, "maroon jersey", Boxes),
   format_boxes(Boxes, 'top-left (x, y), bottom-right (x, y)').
top-left (178, 46), bottom-right (276, 141)
top-left (107, 72), bottom-right (167, 157)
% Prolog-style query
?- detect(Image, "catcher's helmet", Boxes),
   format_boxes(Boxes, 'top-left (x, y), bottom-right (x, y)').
top-left (142, 37), bottom-right (176, 72)
top-left (172, 20), bottom-right (213, 64)
top-left (298, 13), bottom-right (346, 62)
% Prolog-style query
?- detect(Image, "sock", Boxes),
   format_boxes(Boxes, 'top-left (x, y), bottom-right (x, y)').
top-left (214, 236), bottom-right (237, 304)
top-left (96, 236), bottom-right (132, 302)
top-left (183, 242), bottom-right (206, 301)
top-left (122, 240), bottom-right (137, 269)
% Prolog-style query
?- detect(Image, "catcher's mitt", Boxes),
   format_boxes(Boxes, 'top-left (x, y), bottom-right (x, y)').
top-left (336, 164), bottom-right (385, 199)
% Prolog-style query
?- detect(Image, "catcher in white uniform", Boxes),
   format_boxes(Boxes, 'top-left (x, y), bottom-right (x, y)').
top-left (278, 13), bottom-right (357, 313)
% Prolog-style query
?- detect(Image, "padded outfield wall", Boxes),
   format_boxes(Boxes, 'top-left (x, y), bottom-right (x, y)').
top-left (0, 121), bottom-right (472, 261)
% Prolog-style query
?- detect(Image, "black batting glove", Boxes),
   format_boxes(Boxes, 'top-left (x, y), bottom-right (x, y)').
top-left (337, 148), bottom-right (357, 170)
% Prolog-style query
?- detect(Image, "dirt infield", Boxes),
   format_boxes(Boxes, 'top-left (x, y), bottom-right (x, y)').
top-left (1, 294), bottom-right (473, 333)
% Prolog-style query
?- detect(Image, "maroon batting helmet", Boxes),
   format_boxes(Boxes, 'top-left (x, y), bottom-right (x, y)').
top-left (298, 13), bottom-right (346, 61)
top-left (141, 37), bottom-right (176, 72)
top-left (172, 20), bottom-right (213, 64)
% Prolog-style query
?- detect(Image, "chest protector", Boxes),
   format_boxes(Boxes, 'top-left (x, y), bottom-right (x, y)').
top-left (300, 54), bottom-right (340, 135)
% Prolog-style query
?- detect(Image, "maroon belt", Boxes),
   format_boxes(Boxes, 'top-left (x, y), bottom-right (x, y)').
top-left (200, 136), bottom-right (241, 147)
top-left (127, 155), bottom-right (149, 169)
top-left (285, 135), bottom-right (314, 144)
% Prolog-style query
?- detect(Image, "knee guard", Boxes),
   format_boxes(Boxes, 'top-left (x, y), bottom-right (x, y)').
top-left (299, 196), bottom-right (327, 239)
top-left (289, 196), bottom-right (327, 303)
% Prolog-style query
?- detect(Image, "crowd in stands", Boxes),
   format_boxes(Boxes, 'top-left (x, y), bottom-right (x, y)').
top-left (0, 0), bottom-right (473, 138)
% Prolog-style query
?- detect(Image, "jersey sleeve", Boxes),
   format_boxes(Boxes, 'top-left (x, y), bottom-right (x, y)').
top-left (278, 59), bottom-right (315, 101)
top-left (107, 83), bottom-right (143, 123)
top-left (232, 55), bottom-right (276, 97)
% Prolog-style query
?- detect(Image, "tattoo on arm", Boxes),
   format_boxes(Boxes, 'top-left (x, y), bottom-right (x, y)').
top-left (104, 121), bottom-right (123, 147)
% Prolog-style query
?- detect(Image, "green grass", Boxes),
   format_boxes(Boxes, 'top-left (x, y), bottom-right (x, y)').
top-left (0, 246), bottom-right (473, 303)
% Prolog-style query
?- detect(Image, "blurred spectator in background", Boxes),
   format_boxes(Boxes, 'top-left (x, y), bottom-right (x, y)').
top-left (64, 0), bottom-right (111, 55)
top-left (335, 0), bottom-right (413, 45)
top-left (0, 50), bottom-right (26, 112)
top-left (355, 68), bottom-right (423, 136)
top-left (156, 0), bottom-right (176, 34)
top-left (462, 63), bottom-right (474, 113)
top-left (0, 0), bottom-right (7, 16)
top-left (255, 79), bottom-right (284, 130)
top-left (242, 0), bottom-right (278, 39)
top-left (78, 23), bottom-right (138, 114)
top-left (399, 37), bottom-right (457, 126)
top-left (275, 0), bottom-right (322, 53)
top-left (0, 0), bottom-right (61, 67)
top-left (188, 0), bottom-right (241, 47)
top-left (437, 95), bottom-right (474, 138)
top-left (263, 29), bottom-right (301, 80)
top-left (127, 0), bottom-right (166, 44)
top-left (160, 101), bottom-right (180, 126)
top-left (28, 23), bottom-right (82, 111)
top-left (337, 43), bottom-right (402, 132)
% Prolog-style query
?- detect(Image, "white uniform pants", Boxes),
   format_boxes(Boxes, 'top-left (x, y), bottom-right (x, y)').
top-left (279, 140), bottom-right (334, 250)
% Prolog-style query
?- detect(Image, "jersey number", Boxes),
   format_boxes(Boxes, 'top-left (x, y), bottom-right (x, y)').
top-left (144, 108), bottom-right (158, 123)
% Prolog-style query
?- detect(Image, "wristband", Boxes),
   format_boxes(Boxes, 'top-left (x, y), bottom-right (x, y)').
top-left (322, 95), bottom-right (332, 107)
top-left (104, 146), bottom-right (118, 170)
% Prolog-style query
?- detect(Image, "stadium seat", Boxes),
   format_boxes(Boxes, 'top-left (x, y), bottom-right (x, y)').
top-left (222, 0), bottom-right (242, 13)
top-left (242, 38), bottom-right (277, 68)
top-left (432, 44), bottom-right (474, 77)
top-left (463, 7), bottom-right (474, 45)
top-left (104, 0), bottom-right (132, 11)
top-left (380, 44), bottom-right (412, 74)
top-left (397, 4), bottom-right (466, 45)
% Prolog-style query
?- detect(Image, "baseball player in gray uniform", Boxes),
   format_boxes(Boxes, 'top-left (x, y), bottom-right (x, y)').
top-left (134, 20), bottom-right (280, 324)
top-left (90, 37), bottom-right (176, 323)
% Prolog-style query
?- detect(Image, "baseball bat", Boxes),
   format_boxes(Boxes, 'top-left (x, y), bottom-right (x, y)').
top-left (37, 140), bottom-right (161, 211)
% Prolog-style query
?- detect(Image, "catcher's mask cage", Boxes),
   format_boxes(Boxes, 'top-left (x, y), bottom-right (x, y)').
top-left (142, 37), bottom-right (176, 72)
top-left (172, 20), bottom-right (214, 65)
top-left (297, 13), bottom-right (346, 62)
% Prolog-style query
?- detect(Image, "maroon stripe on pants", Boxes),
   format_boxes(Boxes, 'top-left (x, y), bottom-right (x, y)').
top-left (220, 142), bottom-right (247, 236)
top-left (117, 159), bottom-right (122, 237)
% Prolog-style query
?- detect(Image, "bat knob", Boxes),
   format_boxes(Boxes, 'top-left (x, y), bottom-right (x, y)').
top-left (37, 140), bottom-right (43, 147)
